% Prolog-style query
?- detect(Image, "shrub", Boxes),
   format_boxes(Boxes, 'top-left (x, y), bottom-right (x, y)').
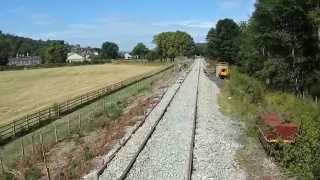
top-left (227, 68), bottom-right (265, 103)
top-left (24, 166), bottom-right (42, 180)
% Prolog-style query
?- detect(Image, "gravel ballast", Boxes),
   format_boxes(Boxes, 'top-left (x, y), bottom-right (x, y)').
top-left (191, 59), bottom-right (245, 180)
top-left (98, 66), bottom-right (192, 180)
top-left (97, 59), bottom-right (245, 180)
top-left (126, 61), bottom-right (200, 180)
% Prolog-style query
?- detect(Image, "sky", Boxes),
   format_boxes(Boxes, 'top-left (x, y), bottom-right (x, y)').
top-left (0, 0), bottom-right (255, 51)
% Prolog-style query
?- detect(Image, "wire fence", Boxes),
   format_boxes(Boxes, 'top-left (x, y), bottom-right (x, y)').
top-left (0, 65), bottom-right (173, 145)
top-left (0, 65), bottom-right (175, 178)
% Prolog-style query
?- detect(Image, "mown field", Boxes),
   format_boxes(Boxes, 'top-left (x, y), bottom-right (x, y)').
top-left (0, 63), bottom-right (163, 124)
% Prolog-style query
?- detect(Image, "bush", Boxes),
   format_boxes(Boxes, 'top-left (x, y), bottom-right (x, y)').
top-left (227, 67), bottom-right (265, 103)
top-left (24, 167), bottom-right (42, 180)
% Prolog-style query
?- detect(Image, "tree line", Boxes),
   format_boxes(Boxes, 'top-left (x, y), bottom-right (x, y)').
top-left (205, 0), bottom-right (320, 97)
top-left (0, 29), bottom-right (199, 66)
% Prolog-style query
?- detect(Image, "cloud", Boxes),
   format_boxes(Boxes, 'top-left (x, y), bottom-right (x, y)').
top-left (152, 20), bottom-right (214, 29)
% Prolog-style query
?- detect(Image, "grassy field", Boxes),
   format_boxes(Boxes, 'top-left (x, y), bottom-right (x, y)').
top-left (0, 63), bottom-right (163, 124)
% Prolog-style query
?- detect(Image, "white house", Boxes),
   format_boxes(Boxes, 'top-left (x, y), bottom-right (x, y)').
top-left (67, 53), bottom-right (86, 63)
top-left (124, 53), bottom-right (133, 60)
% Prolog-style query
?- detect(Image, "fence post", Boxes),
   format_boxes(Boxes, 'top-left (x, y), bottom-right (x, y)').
top-left (13, 121), bottom-right (16, 137)
top-left (0, 150), bottom-right (4, 174)
top-left (40, 133), bottom-right (51, 180)
top-left (38, 111), bottom-right (41, 125)
top-left (54, 124), bottom-right (58, 143)
top-left (31, 134), bottom-right (35, 154)
top-left (57, 105), bottom-right (60, 118)
top-left (68, 119), bottom-right (70, 135)
top-left (49, 107), bottom-right (51, 119)
top-left (26, 114), bottom-right (29, 130)
top-left (78, 114), bottom-right (81, 131)
top-left (67, 100), bottom-right (69, 112)
top-left (21, 137), bottom-right (25, 159)
top-left (316, 96), bottom-right (318, 105)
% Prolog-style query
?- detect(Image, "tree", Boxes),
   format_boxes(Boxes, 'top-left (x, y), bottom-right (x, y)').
top-left (43, 41), bottom-right (68, 64)
top-left (240, 0), bottom-right (319, 93)
top-left (206, 18), bottom-right (240, 63)
top-left (0, 31), bottom-right (51, 58)
top-left (0, 40), bottom-right (11, 65)
top-left (195, 43), bottom-right (207, 56)
top-left (131, 43), bottom-right (149, 59)
top-left (145, 49), bottom-right (159, 61)
top-left (101, 42), bottom-right (119, 59)
top-left (153, 31), bottom-right (196, 62)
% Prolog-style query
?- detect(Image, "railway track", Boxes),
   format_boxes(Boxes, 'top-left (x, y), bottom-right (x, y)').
top-left (97, 60), bottom-right (201, 180)
top-left (186, 61), bottom-right (201, 180)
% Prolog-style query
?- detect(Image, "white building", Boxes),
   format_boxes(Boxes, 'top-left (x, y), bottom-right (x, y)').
top-left (67, 53), bottom-right (86, 63)
top-left (124, 53), bottom-right (133, 60)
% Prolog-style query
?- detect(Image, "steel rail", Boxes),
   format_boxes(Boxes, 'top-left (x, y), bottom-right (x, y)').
top-left (117, 65), bottom-right (193, 180)
top-left (186, 60), bottom-right (201, 180)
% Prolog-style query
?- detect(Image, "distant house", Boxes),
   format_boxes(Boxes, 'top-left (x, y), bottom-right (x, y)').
top-left (67, 53), bottom-right (87, 63)
top-left (8, 56), bottom-right (41, 66)
top-left (124, 53), bottom-right (133, 60)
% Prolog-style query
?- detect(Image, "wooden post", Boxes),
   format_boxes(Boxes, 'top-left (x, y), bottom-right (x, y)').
top-left (78, 114), bottom-right (81, 131)
top-left (0, 149), bottom-right (4, 174)
top-left (40, 134), bottom-right (51, 180)
top-left (302, 91), bottom-right (305, 99)
top-left (31, 134), bottom-right (35, 154)
top-left (0, 156), bottom-right (4, 174)
top-left (21, 137), bottom-right (25, 159)
top-left (57, 105), bottom-right (60, 118)
top-left (26, 115), bottom-right (29, 130)
top-left (54, 124), bottom-right (58, 143)
top-left (38, 111), bottom-right (41, 125)
top-left (13, 121), bottom-right (16, 137)
top-left (68, 119), bottom-right (70, 135)
top-left (48, 107), bottom-right (51, 119)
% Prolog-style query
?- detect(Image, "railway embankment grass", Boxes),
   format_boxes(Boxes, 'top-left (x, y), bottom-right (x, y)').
top-left (218, 68), bottom-right (320, 179)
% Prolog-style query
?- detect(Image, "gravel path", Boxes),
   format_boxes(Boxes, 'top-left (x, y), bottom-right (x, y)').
top-left (191, 59), bottom-right (244, 180)
top-left (98, 66), bottom-right (190, 180)
top-left (125, 61), bottom-right (200, 180)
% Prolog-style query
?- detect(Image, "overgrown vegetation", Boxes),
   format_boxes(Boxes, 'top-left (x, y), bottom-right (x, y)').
top-left (219, 68), bottom-right (320, 178)
top-left (204, 0), bottom-right (320, 178)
